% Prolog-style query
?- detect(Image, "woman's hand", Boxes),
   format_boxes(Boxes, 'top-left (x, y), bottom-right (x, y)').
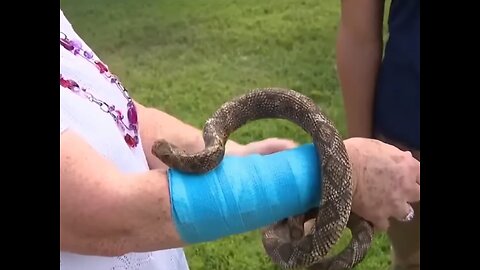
top-left (228, 136), bottom-right (421, 232)
top-left (345, 137), bottom-right (420, 231)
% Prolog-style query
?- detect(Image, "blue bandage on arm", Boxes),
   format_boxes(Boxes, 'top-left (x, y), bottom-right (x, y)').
top-left (167, 143), bottom-right (321, 243)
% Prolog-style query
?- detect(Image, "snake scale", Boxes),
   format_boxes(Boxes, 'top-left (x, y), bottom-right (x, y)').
top-left (152, 88), bottom-right (374, 270)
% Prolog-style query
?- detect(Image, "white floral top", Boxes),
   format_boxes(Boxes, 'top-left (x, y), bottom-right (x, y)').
top-left (60, 9), bottom-right (189, 270)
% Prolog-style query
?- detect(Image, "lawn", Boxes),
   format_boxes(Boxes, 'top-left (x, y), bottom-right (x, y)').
top-left (61, 0), bottom-right (392, 269)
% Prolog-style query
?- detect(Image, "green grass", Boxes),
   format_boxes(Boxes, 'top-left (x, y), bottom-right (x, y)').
top-left (61, 1), bottom-right (392, 269)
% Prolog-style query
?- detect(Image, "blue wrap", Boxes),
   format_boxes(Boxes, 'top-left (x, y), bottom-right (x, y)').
top-left (167, 143), bottom-right (322, 243)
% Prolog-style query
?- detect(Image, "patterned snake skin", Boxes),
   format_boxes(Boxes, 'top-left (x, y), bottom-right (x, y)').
top-left (152, 88), bottom-right (374, 270)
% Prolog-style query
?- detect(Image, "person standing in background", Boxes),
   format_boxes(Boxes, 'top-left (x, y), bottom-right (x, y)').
top-left (336, 0), bottom-right (420, 269)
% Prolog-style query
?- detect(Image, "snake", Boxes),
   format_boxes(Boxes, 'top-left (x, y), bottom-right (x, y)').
top-left (151, 88), bottom-right (374, 270)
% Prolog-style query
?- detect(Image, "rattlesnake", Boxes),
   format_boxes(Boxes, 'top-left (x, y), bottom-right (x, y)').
top-left (152, 88), bottom-right (374, 270)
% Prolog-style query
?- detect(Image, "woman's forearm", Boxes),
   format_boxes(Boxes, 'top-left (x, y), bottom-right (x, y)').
top-left (61, 137), bottom-right (319, 256)
top-left (105, 143), bottom-right (360, 252)
top-left (119, 169), bottom-right (186, 252)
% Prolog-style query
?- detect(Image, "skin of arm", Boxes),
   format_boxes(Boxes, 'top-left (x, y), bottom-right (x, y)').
top-left (134, 101), bottom-right (243, 170)
top-left (60, 129), bottom-right (184, 256)
top-left (336, 0), bottom-right (385, 138)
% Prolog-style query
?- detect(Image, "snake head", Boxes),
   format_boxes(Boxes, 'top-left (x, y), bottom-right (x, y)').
top-left (151, 139), bottom-right (179, 159)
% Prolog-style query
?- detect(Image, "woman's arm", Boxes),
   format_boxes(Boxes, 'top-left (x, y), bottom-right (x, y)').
top-left (60, 129), bottom-right (317, 256)
top-left (336, 0), bottom-right (385, 138)
top-left (60, 129), bottom-right (419, 257)
top-left (60, 130), bottom-right (184, 256)
top-left (134, 101), bottom-right (243, 170)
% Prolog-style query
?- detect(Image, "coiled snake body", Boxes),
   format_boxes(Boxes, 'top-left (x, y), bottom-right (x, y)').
top-left (152, 88), bottom-right (374, 270)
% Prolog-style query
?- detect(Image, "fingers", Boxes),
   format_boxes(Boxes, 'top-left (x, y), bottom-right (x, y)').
top-left (265, 138), bottom-right (298, 153)
top-left (287, 215), bottom-right (306, 240)
top-left (392, 202), bottom-right (415, 222)
top-left (247, 138), bottom-right (298, 155)
top-left (406, 183), bottom-right (420, 203)
top-left (403, 165), bottom-right (420, 202)
top-left (413, 160), bottom-right (420, 185)
top-left (405, 154), bottom-right (420, 202)
top-left (374, 218), bottom-right (390, 232)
